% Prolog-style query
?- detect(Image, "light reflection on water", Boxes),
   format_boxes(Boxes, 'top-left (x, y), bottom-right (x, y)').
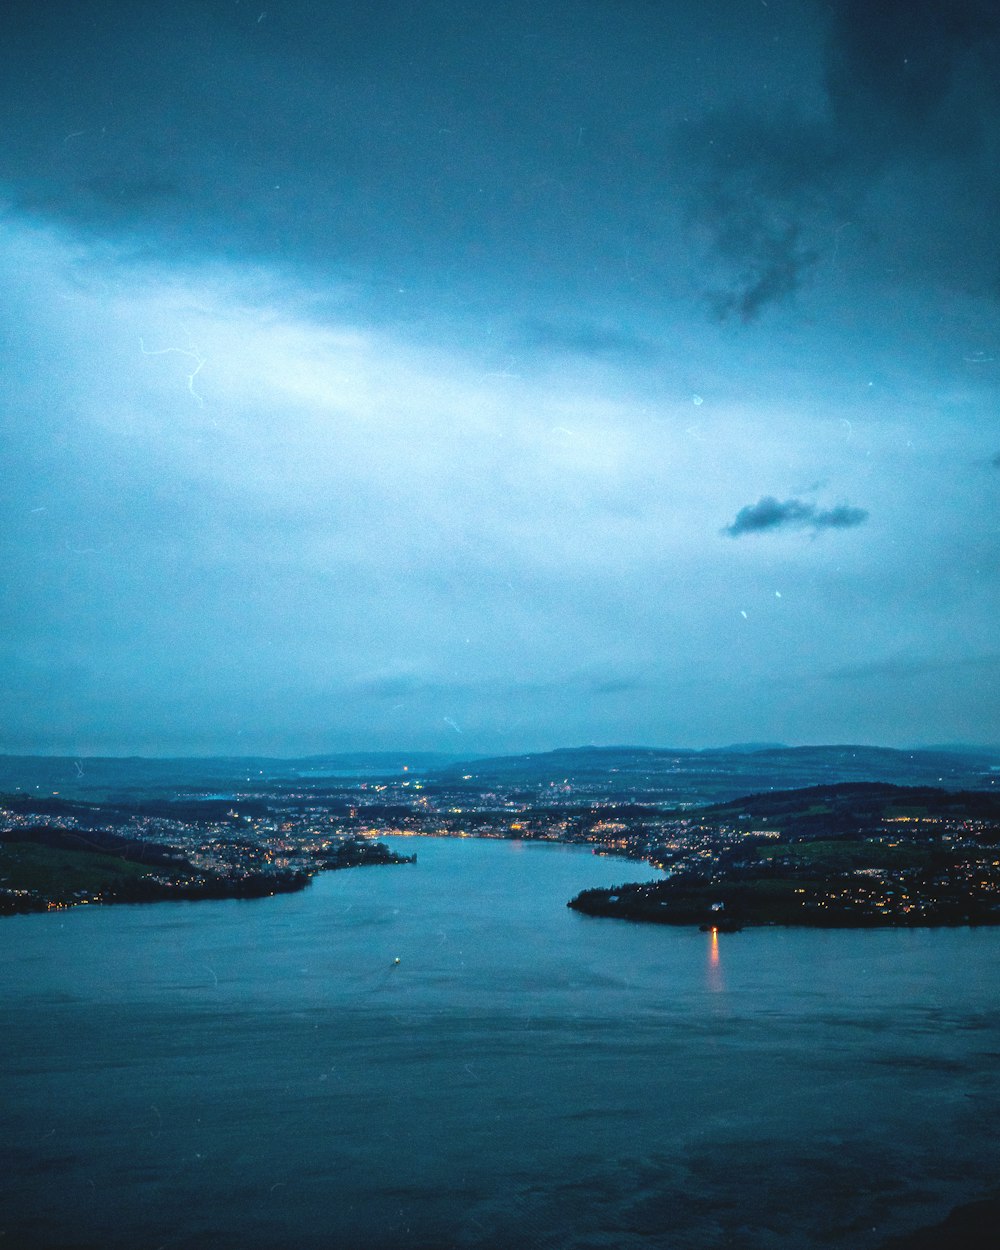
top-left (707, 925), bottom-right (724, 993)
top-left (1, 836), bottom-right (998, 1250)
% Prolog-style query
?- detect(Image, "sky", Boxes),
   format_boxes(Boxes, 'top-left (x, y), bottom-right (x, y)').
top-left (1, 0), bottom-right (999, 757)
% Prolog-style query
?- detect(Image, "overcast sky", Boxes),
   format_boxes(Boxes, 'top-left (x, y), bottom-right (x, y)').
top-left (2, 0), bottom-right (999, 756)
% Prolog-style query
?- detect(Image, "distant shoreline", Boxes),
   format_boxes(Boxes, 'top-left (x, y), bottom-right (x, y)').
top-left (878, 1195), bottom-right (1000, 1250)
top-left (568, 869), bottom-right (1000, 929)
top-left (0, 831), bottom-right (415, 917)
top-left (568, 889), bottom-right (1000, 930)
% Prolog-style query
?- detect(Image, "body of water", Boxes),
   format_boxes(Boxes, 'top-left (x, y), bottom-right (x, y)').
top-left (2, 837), bottom-right (998, 1249)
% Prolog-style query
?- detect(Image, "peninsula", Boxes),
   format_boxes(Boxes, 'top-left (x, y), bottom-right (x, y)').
top-left (569, 782), bottom-right (1000, 928)
top-left (0, 801), bottom-right (415, 915)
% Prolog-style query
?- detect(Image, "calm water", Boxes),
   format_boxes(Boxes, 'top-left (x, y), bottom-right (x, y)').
top-left (2, 837), bottom-right (998, 1250)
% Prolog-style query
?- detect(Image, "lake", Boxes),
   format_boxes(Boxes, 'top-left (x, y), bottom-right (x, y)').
top-left (2, 836), bottom-right (998, 1249)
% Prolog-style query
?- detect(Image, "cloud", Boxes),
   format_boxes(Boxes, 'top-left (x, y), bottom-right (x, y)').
top-left (678, 115), bottom-right (838, 322)
top-left (712, 225), bottom-right (820, 324)
top-left (679, 0), bottom-right (1000, 317)
top-left (516, 319), bottom-right (656, 361)
top-left (826, 0), bottom-right (998, 145)
top-left (826, 652), bottom-right (1000, 682)
top-left (723, 496), bottom-right (868, 537)
top-left (5, 0), bottom-right (999, 331)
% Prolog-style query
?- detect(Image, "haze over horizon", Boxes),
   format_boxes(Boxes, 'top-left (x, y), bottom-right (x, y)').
top-left (3, 2), bottom-right (999, 757)
top-left (3, 739), bottom-right (1000, 766)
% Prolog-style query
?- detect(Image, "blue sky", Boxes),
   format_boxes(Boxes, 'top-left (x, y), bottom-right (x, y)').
top-left (2, 1), bottom-right (999, 755)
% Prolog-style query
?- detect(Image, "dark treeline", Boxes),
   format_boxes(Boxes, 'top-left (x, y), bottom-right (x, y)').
top-left (0, 824), bottom-right (193, 869)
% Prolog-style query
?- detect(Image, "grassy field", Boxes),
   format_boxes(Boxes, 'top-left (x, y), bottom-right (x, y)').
top-left (755, 839), bottom-right (931, 870)
top-left (0, 841), bottom-right (151, 899)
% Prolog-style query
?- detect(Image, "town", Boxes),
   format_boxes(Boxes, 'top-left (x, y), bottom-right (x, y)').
top-left (3, 757), bottom-right (1000, 925)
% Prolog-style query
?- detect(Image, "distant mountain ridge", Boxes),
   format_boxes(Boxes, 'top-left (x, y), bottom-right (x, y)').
top-left (0, 752), bottom-right (459, 800)
top-left (440, 744), bottom-right (1000, 804)
top-left (446, 742), bottom-right (1000, 773)
top-left (0, 743), bottom-right (997, 805)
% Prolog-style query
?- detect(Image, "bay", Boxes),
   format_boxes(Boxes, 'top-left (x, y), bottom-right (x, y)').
top-left (1, 837), bottom-right (998, 1249)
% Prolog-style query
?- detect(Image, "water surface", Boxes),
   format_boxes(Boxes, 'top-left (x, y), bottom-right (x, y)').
top-left (2, 837), bottom-right (998, 1249)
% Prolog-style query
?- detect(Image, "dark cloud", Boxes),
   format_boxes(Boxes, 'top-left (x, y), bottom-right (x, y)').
top-left (79, 174), bottom-right (180, 209)
top-left (589, 677), bottom-right (645, 697)
top-left (516, 320), bottom-right (656, 360)
top-left (6, 0), bottom-right (997, 325)
top-left (827, 653), bottom-right (1000, 682)
top-left (347, 674), bottom-right (428, 701)
top-left (711, 224), bottom-right (820, 324)
top-left (0, 1), bottom-right (997, 752)
top-left (679, 115), bottom-right (839, 322)
top-left (342, 671), bottom-right (644, 702)
top-left (0, 0), bottom-right (691, 306)
top-left (681, 0), bottom-right (1000, 318)
top-left (723, 496), bottom-right (868, 538)
top-left (826, 0), bottom-right (999, 145)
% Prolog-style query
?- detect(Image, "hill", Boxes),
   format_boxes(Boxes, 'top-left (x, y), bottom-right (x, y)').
top-left (568, 781), bottom-right (1000, 929)
top-left (442, 744), bottom-right (1000, 802)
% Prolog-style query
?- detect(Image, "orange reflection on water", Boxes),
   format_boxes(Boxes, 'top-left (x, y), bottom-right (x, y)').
top-left (706, 926), bottom-right (724, 992)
